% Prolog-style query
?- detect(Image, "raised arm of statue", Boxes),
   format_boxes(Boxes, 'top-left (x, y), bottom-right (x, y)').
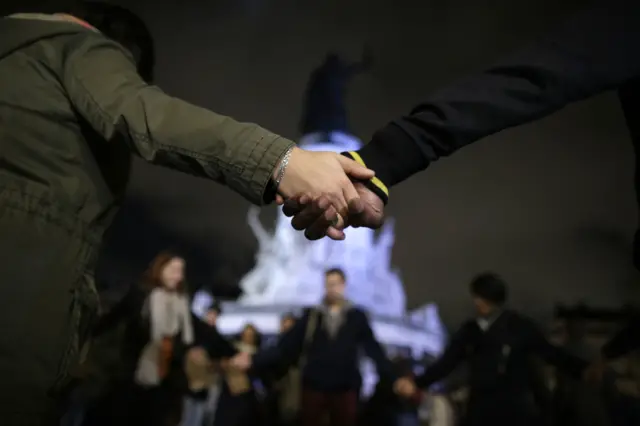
top-left (247, 206), bottom-right (272, 248)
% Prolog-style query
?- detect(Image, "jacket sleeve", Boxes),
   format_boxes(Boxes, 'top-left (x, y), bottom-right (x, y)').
top-left (91, 286), bottom-right (138, 337)
top-left (358, 309), bottom-right (397, 381)
top-left (415, 325), bottom-right (469, 388)
top-left (354, 0), bottom-right (640, 188)
top-left (251, 310), bottom-right (309, 373)
top-left (524, 318), bottom-right (588, 378)
top-left (61, 34), bottom-right (294, 205)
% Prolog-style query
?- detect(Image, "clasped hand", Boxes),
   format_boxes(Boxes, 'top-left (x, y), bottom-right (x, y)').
top-left (276, 147), bottom-right (385, 240)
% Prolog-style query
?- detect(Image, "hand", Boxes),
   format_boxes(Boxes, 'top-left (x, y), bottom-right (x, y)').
top-left (583, 355), bottom-right (608, 384)
top-left (228, 352), bottom-right (252, 371)
top-left (393, 377), bottom-right (417, 398)
top-left (278, 181), bottom-right (385, 240)
top-left (275, 147), bottom-right (375, 222)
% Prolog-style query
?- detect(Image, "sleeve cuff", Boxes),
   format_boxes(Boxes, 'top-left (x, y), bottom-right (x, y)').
top-left (340, 151), bottom-right (389, 205)
top-left (354, 122), bottom-right (429, 187)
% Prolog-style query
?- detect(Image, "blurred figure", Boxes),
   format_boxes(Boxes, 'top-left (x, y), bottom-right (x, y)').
top-left (300, 48), bottom-right (373, 138)
top-left (555, 317), bottom-right (612, 426)
top-left (183, 302), bottom-right (237, 426)
top-left (132, 252), bottom-right (194, 425)
top-left (214, 324), bottom-right (264, 426)
top-left (182, 347), bottom-right (220, 426)
top-left (239, 268), bottom-right (398, 426)
top-left (399, 272), bottom-right (588, 426)
top-left (267, 313), bottom-right (301, 426)
top-left (280, 313), bottom-right (297, 334)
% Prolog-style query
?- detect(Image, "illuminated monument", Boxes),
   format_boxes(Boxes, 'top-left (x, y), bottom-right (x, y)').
top-left (200, 51), bottom-right (446, 364)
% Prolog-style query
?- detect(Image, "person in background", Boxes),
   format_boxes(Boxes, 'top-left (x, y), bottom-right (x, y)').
top-left (234, 268), bottom-right (400, 426)
top-left (214, 324), bottom-right (264, 426)
top-left (280, 313), bottom-right (297, 334)
top-left (265, 313), bottom-right (301, 426)
top-left (0, 0), bottom-right (373, 421)
top-left (182, 302), bottom-right (237, 426)
top-left (397, 272), bottom-right (589, 426)
top-left (132, 252), bottom-right (194, 424)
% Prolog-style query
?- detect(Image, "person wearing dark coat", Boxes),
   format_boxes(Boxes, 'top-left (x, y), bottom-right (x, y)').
top-left (404, 273), bottom-right (589, 426)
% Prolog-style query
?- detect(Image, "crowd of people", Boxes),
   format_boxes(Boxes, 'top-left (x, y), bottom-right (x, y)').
top-left (58, 251), bottom-right (639, 426)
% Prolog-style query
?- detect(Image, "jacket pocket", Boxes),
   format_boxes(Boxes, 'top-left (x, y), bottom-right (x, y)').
top-left (49, 272), bottom-right (100, 396)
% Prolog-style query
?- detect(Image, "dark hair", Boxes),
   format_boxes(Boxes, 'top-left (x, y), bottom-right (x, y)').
top-left (69, 2), bottom-right (155, 82)
top-left (1, 1), bottom-right (77, 16)
top-left (469, 272), bottom-right (508, 305)
top-left (325, 267), bottom-right (346, 281)
top-left (238, 323), bottom-right (262, 348)
top-left (281, 312), bottom-right (296, 324)
top-left (141, 251), bottom-right (187, 293)
top-left (207, 301), bottom-right (222, 315)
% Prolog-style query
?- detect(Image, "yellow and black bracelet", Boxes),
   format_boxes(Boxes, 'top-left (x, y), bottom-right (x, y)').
top-left (341, 151), bottom-right (389, 205)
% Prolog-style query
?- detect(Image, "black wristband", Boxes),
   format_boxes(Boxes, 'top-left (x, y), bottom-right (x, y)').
top-left (341, 151), bottom-right (389, 205)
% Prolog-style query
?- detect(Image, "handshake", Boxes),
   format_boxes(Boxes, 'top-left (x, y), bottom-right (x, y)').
top-left (274, 147), bottom-right (386, 240)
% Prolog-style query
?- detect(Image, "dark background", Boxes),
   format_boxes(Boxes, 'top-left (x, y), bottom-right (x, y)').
top-left (90, 0), bottom-right (636, 328)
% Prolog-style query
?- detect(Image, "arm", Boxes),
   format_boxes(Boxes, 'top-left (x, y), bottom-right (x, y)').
top-left (358, 310), bottom-right (397, 381)
top-left (92, 286), bottom-right (139, 337)
top-left (525, 320), bottom-right (588, 379)
top-left (181, 296), bottom-right (195, 345)
top-left (149, 290), bottom-right (165, 342)
top-left (601, 312), bottom-right (640, 360)
top-left (191, 314), bottom-right (237, 358)
top-left (353, 0), bottom-right (640, 188)
top-left (62, 34), bottom-right (294, 205)
top-left (415, 327), bottom-right (468, 388)
top-left (250, 310), bottom-right (309, 374)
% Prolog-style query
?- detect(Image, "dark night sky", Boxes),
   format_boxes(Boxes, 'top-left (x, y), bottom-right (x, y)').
top-left (96, 0), bottom-right (637, 327)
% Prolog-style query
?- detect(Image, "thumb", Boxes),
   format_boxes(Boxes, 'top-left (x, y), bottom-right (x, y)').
top-left (337, 155), bottom-right (375, 180)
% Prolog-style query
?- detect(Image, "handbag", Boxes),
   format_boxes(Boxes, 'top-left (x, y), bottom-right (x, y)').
top-left (278, 308), bottom-right (319, 420)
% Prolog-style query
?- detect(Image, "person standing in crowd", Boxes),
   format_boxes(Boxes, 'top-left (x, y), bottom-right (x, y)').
top-left (132, 252), bottom-right (194, 424)
top-left (264, 313), bottom-right (301, 426)
top-left (233, 268), bottom-right (399, 426)
top-left (396, 272), bottom-right (589, 426)
top-left (0, 1), bottom-right (374, 422)
top-left (182, 302), bottom-right (236, 426)
top-left (214, 324), bottom-right (265, 426)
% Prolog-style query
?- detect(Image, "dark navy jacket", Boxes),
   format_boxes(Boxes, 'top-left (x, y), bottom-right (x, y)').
top-left (252, 306), bottom-right (396, 392)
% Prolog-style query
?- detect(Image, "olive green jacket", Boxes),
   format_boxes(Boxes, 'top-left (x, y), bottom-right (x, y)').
top-left (0, 14), bottom-right (293, 259)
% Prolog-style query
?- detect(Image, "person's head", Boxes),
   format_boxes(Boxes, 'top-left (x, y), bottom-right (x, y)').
top-left (469, 272), bottom-right (508, 316)
top-left (204, 303), bottom-right (221, 327)
top-left (0, 0), bottom-right (77, 16)
top-left (69, 2), bottom-right (155, 82)
top-left (239, 323), bottom-right (261, 347)
top-left (280, 313), bottom-right (296, 333)
top-left (143, 251), bottom-right (186, 293)
top-left (324, 268), bottom-right (346, 303)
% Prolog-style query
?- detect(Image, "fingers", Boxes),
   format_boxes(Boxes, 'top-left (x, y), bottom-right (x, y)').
top-left (304, 207), bottom-right (342, 241)
top-left (290, 195), bottom-right (331, 232)
top-left (337, 155), bottom-right (375, 180)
